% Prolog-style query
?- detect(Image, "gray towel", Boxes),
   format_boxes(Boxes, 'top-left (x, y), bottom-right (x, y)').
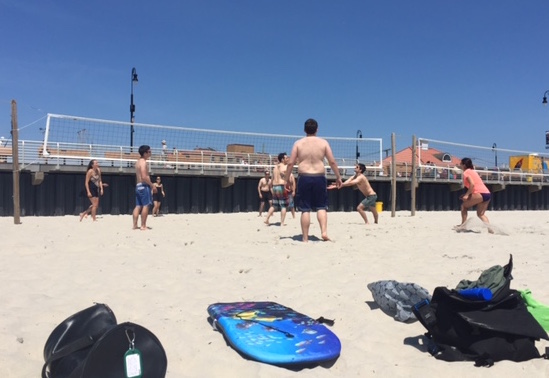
top-left (367, 280), bottom-right (431, 323)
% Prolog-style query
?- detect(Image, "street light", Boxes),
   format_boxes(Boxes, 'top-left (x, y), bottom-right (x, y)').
top-left (356, 130), bottom-right (362, 163)
top-left (492, 143), bottom-right (497, 168)
top-left (130, 67), bottom-right (138, 148)
top-left (543, 90), bottom-right (549, 149)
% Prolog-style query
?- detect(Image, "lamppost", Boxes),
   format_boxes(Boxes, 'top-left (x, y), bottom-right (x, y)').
top-left (130, 67), bottom-right (138, 148)
top-left (492, 143), bottom-right (497, 168)
top-left (543, 90), bottom-right (549, 149)
top-left (356, 130), bottom-right (362, 163)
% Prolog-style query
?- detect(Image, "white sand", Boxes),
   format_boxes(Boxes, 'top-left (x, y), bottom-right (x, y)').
top-left (1, 210), bottom-right (549, 377)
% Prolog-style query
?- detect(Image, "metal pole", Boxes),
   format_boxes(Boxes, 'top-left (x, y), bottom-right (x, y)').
top-left (355, 130), bottom-right (362, 163)
top-left (11, 100), bottom-right (21, 224)
top-left (130, 90), bottom-right (134, 147)
top-left (541, 89), bottom-right (549, 149)
top-left (391, 132), bottom-right (396, 217)
top-left (492, 143), bottom-right (497, 167)
top-left (411, 135), bottom-right (417, 216)
top-left (130, 67), bottom-right (138, 148)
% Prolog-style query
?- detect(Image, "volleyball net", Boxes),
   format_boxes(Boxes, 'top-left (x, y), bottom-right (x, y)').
top-left (416, 138), bottom-right (549, 182)
top-left (40, 114), bottom-right (382, 173)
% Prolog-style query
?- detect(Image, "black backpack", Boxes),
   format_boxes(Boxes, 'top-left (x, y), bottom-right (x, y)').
top-left (413, 255), bottom-right (549, 366)
top-left (42, 303), bottom-right (168, 377)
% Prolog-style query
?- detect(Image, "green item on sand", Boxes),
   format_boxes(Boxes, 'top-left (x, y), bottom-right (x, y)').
top-left (520, 289), bottom-right (549, 331)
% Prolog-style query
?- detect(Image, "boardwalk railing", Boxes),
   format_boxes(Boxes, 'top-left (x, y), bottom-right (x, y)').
top-left (1, 138), bottom-right (549, 186)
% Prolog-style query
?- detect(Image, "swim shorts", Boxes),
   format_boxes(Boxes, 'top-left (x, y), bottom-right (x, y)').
top-left (296, 173), bottom-right (328, 212)
top-left (361, 194), bottom-right (378, 208)
top-left (135, 183), bottom-right (153, 207)
top-left (260, 190), bottom-right (272, 206)
top-left (272, 185), bottom-right (287, 211)
top-left (287, 192), bottom-right (294, 209)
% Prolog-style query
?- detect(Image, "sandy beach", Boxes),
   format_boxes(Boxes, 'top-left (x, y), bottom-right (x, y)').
top-left (1, 210), bottom-right (548, 377)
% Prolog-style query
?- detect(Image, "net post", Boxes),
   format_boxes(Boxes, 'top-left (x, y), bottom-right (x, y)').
top-left (11, 100), bottom-right (21, 225)
top-left (411, 135), bottom-right (417, 216)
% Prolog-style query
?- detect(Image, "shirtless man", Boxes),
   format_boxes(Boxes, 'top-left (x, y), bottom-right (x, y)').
top-left (257, 170), bottom-right (272, 217)
top-left (132, 145), bottom-right (157, 230)
top-left (285, 119), bottom-right (342, 242)
top-left (329, 163), bottom-right (379, 224)
top-left (265, 153), bottom-right (289, 225)
top-left (284, 154), bottom-right (296, 219)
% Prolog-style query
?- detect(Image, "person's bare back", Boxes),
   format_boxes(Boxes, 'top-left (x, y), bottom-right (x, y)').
top-left (265, 153), bottom-right (290, 226)
top-left (272, 161), bottom-right (287, 185)
top-left (284, 119), bottom-right (342, 242)
top-left (292, 136), bottom-right (333, 175)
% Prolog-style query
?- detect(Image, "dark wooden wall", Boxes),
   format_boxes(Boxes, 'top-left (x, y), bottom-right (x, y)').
top-left (1, 170), bottom-right (548, 216)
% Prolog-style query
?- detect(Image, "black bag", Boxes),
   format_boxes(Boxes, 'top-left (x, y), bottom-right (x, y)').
top-left (413, 255), bottom-right (549, 366)
top-left (42, 303), bottom-right (168, 378)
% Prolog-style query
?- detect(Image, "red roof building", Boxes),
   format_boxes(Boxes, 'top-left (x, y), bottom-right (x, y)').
top-left (382, 146), bottom-right (462, 178)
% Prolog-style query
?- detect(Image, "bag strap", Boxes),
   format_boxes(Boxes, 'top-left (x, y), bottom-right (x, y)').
top-left (315, 316), bottom-right (335, 326)
top-left (41, 335), bottom-right (96, 378)
top-left (412, 299), bottom-right (437, 331)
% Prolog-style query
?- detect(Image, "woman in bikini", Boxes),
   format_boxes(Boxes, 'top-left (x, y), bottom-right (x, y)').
top-left (456, 157), bottom-right (492, 230)
top-left (80, 159), bottom-right (104, 221)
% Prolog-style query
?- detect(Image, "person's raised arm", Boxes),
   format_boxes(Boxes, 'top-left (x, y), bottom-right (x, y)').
top-left (285, 144), bottom-right (298, 191)
top-left (340, 174), bottom-right (358, 188)
top-left (328, 174), bottom-right (357, 190)
top-left (461, 176), bottom-right (474, 200)
top-left (290, 174), bottom-right (296, 195)
top-left (325, 143), bottom-right (342, 188)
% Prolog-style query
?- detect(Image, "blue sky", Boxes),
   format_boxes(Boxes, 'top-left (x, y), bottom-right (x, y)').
top-left (1, 1), bottom-right (549, 153)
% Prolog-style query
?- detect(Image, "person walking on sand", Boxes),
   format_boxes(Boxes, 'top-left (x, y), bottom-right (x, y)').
top-left (455, 157), bottom-right (492, 231)
top-left (265, 153), bottom-right (290, 225)
top-left (285, 119), bottom-right (342, 242)
top-left (152, 176), bottom-right (165, 217)
top-left (328, 163), bottom-right (378, 224)
top-left (80, 159), bottom-right (105, 222)
top-left (257, 170), bottom-right (272, 217)
top-left (132, 145), bottom-right (157, 230)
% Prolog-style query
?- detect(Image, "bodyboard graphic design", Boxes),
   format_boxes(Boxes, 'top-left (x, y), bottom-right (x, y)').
top-left (207, 302), bottom-right (341, 366)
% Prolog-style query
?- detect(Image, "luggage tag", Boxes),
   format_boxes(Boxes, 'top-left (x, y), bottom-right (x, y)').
top-left (124, 329), bottom-right (142, 378)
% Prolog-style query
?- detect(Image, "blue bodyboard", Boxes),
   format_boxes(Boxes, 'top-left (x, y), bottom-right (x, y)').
top-left (207, 302), bottom-right (341, 366)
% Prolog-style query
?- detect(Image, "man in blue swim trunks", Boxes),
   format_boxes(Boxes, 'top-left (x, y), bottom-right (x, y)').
top-left (132, 145), bottom-right (157, 230)
top-left (285, 119), bottom-right (342, 242)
